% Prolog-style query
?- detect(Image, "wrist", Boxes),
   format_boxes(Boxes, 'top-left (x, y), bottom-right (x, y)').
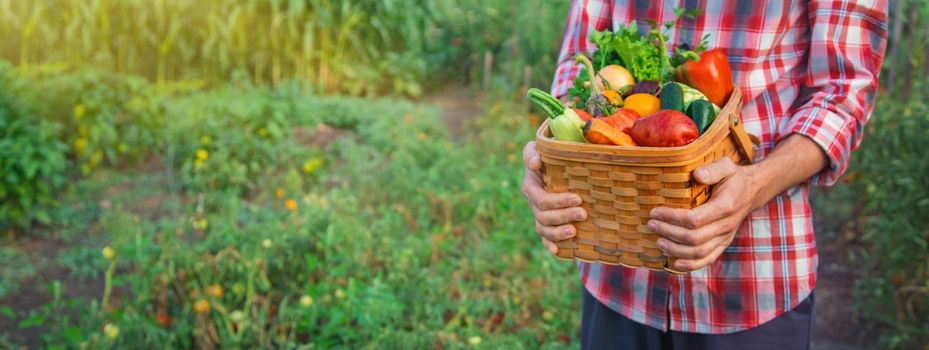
top-left (742, 163), bottom-right (770, 211)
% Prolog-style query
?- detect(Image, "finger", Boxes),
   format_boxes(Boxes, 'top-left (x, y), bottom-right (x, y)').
top-left (536, 207), bottom-right (587, 226)
top-left (693, 157), bottom-right (737, 186)
top-left (650, 207), bottom-right (705, 230)
top-left (656, 233), bottom-right (727, 260)
top-left (522, 173), bottom-right (581, 212)
top-left (541, 237), bottom-right (558, 254)
top-left (520, 166), bottom-right (543, 199)
top-left (536, 192), bottom-right (583, 211)
top-left (671, 242), bottom-right (729, 271)
top-left (648, 219), bottom-right (718, 246)
top-left (522, 141), bottom-right (541, 171)
top-left (535, 220), bottom-right (578, 241)
top-left (650, 176), bottom-right (744, 229)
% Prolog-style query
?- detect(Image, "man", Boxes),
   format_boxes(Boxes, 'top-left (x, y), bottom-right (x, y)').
top-left (521, 1), bottom-right (887, 349)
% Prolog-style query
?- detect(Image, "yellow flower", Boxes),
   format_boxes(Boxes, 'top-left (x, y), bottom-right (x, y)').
top-left (194, 159), bottom-right (204, 169)
top-left (200, 135), bottom-right (212, 145)
top-left (302, 158), bottom-right (322, 175)
top-left (300, 295), bottom-right (314, 307)
top-left (90, 150), bottom-right (103, 166)
top-left (231, 283), bottom-right (245, 296)
top-left (208, 284), bottom-right (224, 298)
top-left (73, 138), bottom-right (88, 157)
top-left (102, 246), bottom-right (116, 260)
top-left (192, 218), bottom-right (208, 230)
top-left (542, 310), bottom-right (554, 321)
top-left (262, 239), bottom-right (273, 249)
top-left (196, 149), bottom-right (209, 161)
top-left (417, 132), bottom-right (427, 141)
top-left (193, 299), bottom-right (210, 314)
top-left (103, 323), bottom-right (119, 340)
top-left (73, 104), bottom-right (85, 120)
top-left (285, 199), bottom-right (298, 212)
top-left (334, 289), bottom-right (346, 299)
top-left (468, 336), bottom-right (482, 346)
top-left (276, 188), bottom-right (285, 199)
top-left (230, 310), bottom-right (245, 323)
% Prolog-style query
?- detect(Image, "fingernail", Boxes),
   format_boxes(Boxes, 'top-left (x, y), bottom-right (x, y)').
top-left (530, 155), bottom-right (540, 165)
top-left (573, 210), bottom-right (586, 221)
top-left (569, 196), bottom-right (582, 206)
top-left (647, 220), bottom-right (658, 231)
top-left (695, 168), bottom-right (708, 180)
top-left (657, 239), bottom-right (668, 251)
top-left (562, 227), bottom-right (575, 238)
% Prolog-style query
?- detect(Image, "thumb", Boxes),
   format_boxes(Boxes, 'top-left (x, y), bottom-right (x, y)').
top-left (694, 157), bottom-right (737, 185)
top-left (522, 141), bottom-right (541, 171)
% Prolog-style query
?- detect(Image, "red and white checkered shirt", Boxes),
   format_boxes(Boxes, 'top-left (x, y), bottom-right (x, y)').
top-left (552, 0), bottom-right (887, 333)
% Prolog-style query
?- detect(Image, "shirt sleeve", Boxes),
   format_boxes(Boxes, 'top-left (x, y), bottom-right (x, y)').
top-left (780, 0), bottom-right (888, 186)
top-left (550, 0), bottom-right (613, 98)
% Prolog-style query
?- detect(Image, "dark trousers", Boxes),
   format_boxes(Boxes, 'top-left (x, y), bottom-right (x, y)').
top-left (581, 288), bottom-right (815, 350)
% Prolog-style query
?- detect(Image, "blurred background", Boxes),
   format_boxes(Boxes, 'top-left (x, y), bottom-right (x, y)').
top-left (0, 0), bottom-right (926, 349)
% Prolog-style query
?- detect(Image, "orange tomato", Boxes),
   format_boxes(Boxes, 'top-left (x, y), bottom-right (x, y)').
top-left (623, 93), bottom-right (661, 117)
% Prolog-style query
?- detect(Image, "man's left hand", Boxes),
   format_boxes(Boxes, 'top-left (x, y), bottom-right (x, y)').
top-left (648, 158), bottom-right (759, 272)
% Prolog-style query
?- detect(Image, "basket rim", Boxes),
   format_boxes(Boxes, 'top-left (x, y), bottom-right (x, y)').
top-left (535, 87), bottom-right (744, 165)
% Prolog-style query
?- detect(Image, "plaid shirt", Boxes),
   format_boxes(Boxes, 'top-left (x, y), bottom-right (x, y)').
top-left (552, 0), bottom-right (887, 333)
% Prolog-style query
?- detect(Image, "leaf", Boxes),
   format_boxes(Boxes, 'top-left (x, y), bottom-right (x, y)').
top-left (35, 210), bottom-right (51, 224)
top-left (18, 313), bottom-right (45, 328)
top-left (0, 306), bottom-right (14, 318)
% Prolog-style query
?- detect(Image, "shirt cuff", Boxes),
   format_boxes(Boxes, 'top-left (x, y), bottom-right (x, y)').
top-left (782, 107), bottom-right (855, 186)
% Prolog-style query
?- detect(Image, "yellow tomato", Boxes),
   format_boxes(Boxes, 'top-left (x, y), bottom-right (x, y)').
top-left (193, 299), bottom-right (210, 314)
top-left (623, 93), bottom-right (661, 117)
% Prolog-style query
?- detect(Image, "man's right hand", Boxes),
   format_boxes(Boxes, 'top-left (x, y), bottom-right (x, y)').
top-left (521, 141), bottom-right (588, 254)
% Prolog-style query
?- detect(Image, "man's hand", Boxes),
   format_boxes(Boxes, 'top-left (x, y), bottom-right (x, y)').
top-left (649, 134), bottom-right (829, 272)
top-left (648, 158), bottom-right (758, 272)
top-left (521, 141), bottom-right (588, 254)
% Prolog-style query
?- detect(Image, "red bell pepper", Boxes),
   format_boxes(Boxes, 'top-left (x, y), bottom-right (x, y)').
top-left (675, 48), bottom-right (734, 107)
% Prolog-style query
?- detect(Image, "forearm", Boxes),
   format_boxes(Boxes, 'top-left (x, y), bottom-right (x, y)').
top-left (743, 134), bottom-right (829, 210)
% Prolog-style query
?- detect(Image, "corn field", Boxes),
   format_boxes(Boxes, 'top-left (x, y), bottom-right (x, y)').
top-left (0, 0), bottom-right (568, 96)
top-left (0, 0), bottom-right (444, 95)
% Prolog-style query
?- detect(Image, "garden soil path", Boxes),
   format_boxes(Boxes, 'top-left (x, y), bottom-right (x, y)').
top-left (421, 85), bottom-right (871, 350)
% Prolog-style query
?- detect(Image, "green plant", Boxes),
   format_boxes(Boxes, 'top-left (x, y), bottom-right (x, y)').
top-left (15, 67), bottom-right (164, 174)
top-left (815, 96), bottom-right (929, 349)
top-left (0, 62), bottom-right (68, 230)
top-left (0, 247), bottom-right (35, 298)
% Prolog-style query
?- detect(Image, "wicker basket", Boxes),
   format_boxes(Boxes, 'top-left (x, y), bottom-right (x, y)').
top-left (535, 87), bottom-right (757, 273)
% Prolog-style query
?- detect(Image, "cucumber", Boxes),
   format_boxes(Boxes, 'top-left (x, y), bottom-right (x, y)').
top-left (686, 100), bottom-right (717, 134)
top-left (659, 82), bottom-right (684, 112)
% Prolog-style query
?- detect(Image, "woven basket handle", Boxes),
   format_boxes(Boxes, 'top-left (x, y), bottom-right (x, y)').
top-left (728, 110), bottom-right (758, 164)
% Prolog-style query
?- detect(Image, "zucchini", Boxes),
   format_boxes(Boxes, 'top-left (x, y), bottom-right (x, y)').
top-left (686, 99), bottom-right (717, 134)
top-left (659, 82), bottom-right (684, 112)
top-left (527, 88), bottom-right (565, 119)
